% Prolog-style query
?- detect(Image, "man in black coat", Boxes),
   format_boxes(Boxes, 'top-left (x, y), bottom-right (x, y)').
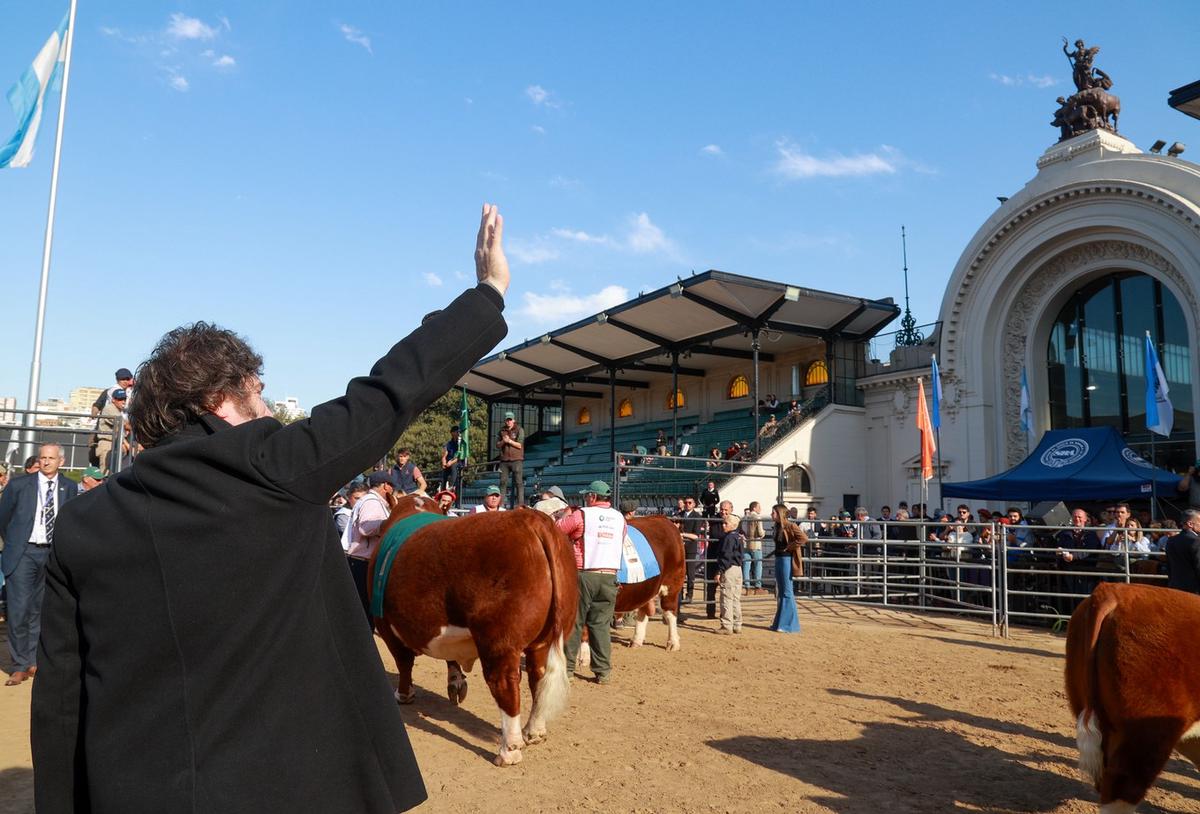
top-left (0, 443), bottom-right (79, 685)
top-left (1166, 509), bottom-right (1200, 594)
top-left (31, 205), bottom-right (511, 814)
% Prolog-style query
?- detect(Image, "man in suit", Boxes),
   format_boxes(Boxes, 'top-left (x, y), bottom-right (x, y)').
top-left (0, 443), bottom-right (79, 685)
top-left (32, 205), bottom-right (510, 814)
top-left (1166, 509), bottom-right (1200, 594)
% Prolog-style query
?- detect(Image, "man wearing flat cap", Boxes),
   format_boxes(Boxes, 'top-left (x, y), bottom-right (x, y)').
top-left (557, 480), bottom-right (623, 684)
top-left (496, 410), bottom-right (524, 508)
top-left (32, 205), bottom-right (511, 813)
top-left (94, 388), bottom-right (131, 475)
top-left (79, 467), bottom-right (106, 492)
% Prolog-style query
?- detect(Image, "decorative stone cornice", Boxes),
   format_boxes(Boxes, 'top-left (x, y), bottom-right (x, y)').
top-left (943, 180), bottom-right (1200, 370)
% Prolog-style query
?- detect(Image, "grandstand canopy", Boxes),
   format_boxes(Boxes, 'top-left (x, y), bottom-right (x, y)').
top-left (461, 270), bottom-right (899, 400)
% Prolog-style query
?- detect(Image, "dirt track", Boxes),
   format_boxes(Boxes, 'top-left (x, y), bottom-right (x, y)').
top-left (3, 599), bottom-right (1199, 813)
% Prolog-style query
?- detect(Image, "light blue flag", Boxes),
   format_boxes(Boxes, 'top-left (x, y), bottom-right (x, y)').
top-left (1019, 367), bottom-right (1032, 434)
top-left (0, 14), bottom-right (69, 169)
top-left (1145, 332), bottom-right (1174, 437)
top-left (930, 354), bottom-right (942, 430)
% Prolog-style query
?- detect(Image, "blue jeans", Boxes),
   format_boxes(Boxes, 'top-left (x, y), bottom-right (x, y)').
top-left (742, 547), bottom-right (763, 588)
top-left (770, 554), bottom-right (801, 633)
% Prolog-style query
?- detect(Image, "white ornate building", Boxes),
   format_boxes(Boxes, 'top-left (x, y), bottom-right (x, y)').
top-left (853, 128), bottom-right (1199, 511)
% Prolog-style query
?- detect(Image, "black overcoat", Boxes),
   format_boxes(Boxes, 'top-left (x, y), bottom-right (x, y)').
top-left (32, 284), bottom-right (506, 813)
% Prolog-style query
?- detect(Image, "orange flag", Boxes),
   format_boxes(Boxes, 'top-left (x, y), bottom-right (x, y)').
top-left (916, 378), bottom-right (937, 482)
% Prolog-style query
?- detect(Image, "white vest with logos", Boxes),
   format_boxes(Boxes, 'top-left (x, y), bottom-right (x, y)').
top-left (581, 506), bottom-right (625, 570)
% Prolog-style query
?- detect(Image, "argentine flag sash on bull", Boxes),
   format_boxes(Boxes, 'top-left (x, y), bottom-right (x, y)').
top-left (0, 14), bottom-right (69, 169)
top-left (617, 526), bottom-right (661, 584)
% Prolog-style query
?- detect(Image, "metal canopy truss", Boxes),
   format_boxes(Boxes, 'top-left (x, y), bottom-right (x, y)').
top-left (460, 269), bottom-right (898, 400)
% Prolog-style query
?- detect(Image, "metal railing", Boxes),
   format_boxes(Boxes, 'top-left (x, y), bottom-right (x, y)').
top-left (2, 406), bottom-right (130, 474)
top-left (651, 516), bottom-right (1178, 637)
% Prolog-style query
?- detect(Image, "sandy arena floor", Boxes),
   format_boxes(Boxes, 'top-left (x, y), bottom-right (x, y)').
top-left (2, 598), bottom-right (1199, 813)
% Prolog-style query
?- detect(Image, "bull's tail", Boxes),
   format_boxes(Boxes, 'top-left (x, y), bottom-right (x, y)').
top-left (1066, 584), bottom-right (1120, 786)
top-left (532, 517), bottom-right (576, 724)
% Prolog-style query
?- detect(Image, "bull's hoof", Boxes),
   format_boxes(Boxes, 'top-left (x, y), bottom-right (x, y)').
top-left (666, 639), bottom-right (681, 652)
top-left (394, 688), bottom-right (416, 705)
top-left (629, 637), bottom-right (645, 648)
top-left (523, 726), bottom-right (547, 745)
top-left (447, 680), bottom-right (468, 705)
top-left (494, 744), bottom-right (525, 766)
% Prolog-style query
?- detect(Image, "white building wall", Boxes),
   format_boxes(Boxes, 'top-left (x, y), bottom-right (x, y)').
top-left (715, 404), bottom-right (867, 514)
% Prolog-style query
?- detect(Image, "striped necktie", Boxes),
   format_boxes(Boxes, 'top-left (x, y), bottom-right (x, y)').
top-left (43, 480), bottom-right (56, 545)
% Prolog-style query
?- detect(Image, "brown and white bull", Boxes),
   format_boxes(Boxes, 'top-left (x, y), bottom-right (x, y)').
top-left (1065, 582), bottom-right (1200, 811)
top-left (371, 496), bottom-right (578, 766)
top-left (577, 515), bottom-right (686, 669)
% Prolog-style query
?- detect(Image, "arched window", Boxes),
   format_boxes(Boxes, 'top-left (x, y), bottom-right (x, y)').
top-left (1048, 272), bottom-right (1192, 451)
top-left (667, 389), bottom-right (685, 409)
top-left (784, 464), bottom-right (812, 493)
top-left (577, 406), bottom-right (591, 425)
top-left (805, 360), bottom-right (829, 386)
top-left (618, 398), bottom-right (634, 418)
top-left (727, 375), bottom-right (750, 399)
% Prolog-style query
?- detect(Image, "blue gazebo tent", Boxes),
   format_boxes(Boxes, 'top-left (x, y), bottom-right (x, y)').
top-left (942, 427), bottom-right (1181, 502)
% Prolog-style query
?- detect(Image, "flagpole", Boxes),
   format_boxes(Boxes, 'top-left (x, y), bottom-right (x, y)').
top-left (935, 426), bottom-right (944, 514)
top-left (23, 0), bottom-right (78, 458)
top-left (1150, 432), bottom-right (1157, 523)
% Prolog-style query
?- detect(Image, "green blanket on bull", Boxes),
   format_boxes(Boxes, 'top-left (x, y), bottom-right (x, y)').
top-left (369, 512), bottom-right (450, 617)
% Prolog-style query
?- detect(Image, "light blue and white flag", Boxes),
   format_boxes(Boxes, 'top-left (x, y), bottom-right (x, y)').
top-left (1145, 332), bottom-right (1174, 437)
top-left (0, 15), bottom-right (69, 169)
top-left (930, 354), bottom-right (942, 430)
top-left (1019, 367), bottom-right (1033, 434)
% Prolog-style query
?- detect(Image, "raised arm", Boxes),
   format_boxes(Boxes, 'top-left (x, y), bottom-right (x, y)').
top-left (259, 206), bottom-right (509, 503)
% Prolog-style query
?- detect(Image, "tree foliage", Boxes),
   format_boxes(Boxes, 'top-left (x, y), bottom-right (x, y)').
top-left (389, 389), bottom-right (489, 484)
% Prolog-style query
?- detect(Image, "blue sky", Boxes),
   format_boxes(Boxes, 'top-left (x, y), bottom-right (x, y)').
top-left (1, 2), bottom-right (1196, 411)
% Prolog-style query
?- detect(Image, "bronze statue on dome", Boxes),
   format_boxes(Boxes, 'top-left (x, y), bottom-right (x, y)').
top-left (1053, 37), bottom-right (1120, 141)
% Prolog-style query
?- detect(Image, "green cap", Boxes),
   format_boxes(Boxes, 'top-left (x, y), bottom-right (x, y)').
top-left (580, 480), bottom-right (611, 497)
top-left (485, 485), bottom-right (502, 496)
top-left (82, 466), bottom-right (106, 480)
top-left (504, 411), bottom-right (515, 419)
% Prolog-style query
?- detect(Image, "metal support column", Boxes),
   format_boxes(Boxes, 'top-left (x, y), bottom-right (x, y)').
top-left (752, 328), bottom-right (761, 458)
top-left (559, 384), bottom-right (566, 465)
top-left (609, 368), bottom-right (617, 485)
top-left (671, 351), bottom-right (679, 454)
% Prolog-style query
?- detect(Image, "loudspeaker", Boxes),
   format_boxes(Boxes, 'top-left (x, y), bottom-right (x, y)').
top-left (1030, 500), bottom-right (1070, 527)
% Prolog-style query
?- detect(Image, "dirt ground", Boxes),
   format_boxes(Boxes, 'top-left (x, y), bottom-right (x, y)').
top-left (3, 598), bottom-right (1199, 813)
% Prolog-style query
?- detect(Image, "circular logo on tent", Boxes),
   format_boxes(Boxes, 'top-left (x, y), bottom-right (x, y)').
top-left (1122, 448), bottom-right (1153, 469)
top-left (1040, 438), bottom-right (1089, 468)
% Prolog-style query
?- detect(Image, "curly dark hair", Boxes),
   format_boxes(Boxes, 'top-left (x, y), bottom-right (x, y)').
top-left (130, 322), bottom-right (264, 447)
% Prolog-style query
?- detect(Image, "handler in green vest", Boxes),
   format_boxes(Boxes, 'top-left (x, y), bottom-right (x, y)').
top-left (557, 480), bottom-right (624, 684)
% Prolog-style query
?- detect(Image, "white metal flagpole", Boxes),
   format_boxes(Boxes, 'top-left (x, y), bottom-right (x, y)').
top-left (22, 0), bottom-right (79, 457)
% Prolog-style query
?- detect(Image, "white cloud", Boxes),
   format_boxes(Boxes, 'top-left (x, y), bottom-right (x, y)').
top-left (546, 213), bottom-right (681, 260)
top-left (625, 212), bottom-right (677, 256)
top-left (989, 72), bottom-right (1059, 88)
top-left (525, 84), bottom-right (561, 109)
top-left (422, 272), bottom-right (443, 287)
top-left (506, 239), bottom-right (560, 265)
top-left (167, 13), bottom-right (217, 41)
top-left (773, 140), bottom-right (899, 179)
top-left (219, 16), bottom-right (232, 32)
top-left (549, 175), bottom-right (580, 190)
top-left (700, 144), bottom-right (723, 156)
top-left (551, 227), bottom-right (610, 245)
top-left (531, 124), bottom-right (546, 135)
top-left (168, 72), bottom-right (189, 92)
top-left (212, 54), bottom-right (236, 69)
top-left (338, 23), bottom-right (372, 54)
top-left (517, 284), bottom-right (629, 324)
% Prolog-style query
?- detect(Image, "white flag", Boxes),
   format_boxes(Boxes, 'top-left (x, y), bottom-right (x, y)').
top-left (0, 16), bottom-right (69, 169)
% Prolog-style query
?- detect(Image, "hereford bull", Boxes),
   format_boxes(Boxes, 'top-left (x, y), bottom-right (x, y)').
top-left (1065, 582), bottom-right (1200, 811)
top-left (577, 515), bottom-right (685, 669)
top-left (371, 495), bottom-right (578, 766)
